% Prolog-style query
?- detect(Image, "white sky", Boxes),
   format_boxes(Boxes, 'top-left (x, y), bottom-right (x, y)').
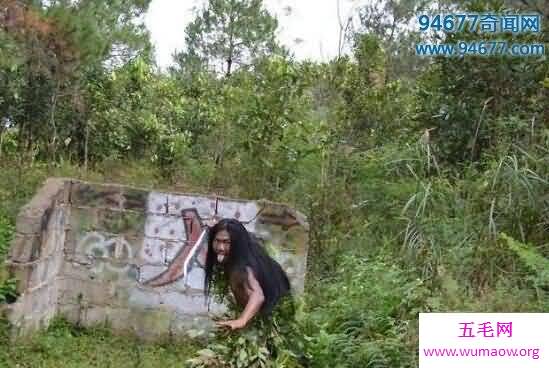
top-left (144, 0), bottom-right (361, 69)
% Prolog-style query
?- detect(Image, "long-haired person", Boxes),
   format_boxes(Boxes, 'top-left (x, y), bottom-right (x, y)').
top-left (204, 218), bottom-right (292, 330)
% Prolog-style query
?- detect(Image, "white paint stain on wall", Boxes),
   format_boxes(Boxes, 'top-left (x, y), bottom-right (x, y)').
top-left (144, 215), bottom-right (186, 241)
top-left (76, 232), bottom-right (134, 274)
top-left (140, 238), bottom-right (166, 265)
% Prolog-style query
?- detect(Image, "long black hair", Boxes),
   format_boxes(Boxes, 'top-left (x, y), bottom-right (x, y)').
top-left (204, 218), bottom-right (291, 315)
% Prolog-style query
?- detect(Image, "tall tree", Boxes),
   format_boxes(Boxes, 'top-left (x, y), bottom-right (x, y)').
top-left (0, 0), bottom-right (152, 164)
top-left (356, 0), bottom-right (431, 82)
top-left (174, 0), bottom-right (283, 77)
top-left (354, 0), bottom-right (463, 82)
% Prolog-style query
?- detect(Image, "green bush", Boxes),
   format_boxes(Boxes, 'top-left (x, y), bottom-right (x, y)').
top-left (0, 212), bottom-right (16, 304)
top-left (302, 253), bottom-right (427, 368)
top-left (1, 317), bottom-right (201, 367)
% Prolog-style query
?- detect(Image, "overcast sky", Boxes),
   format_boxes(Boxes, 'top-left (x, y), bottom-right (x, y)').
top-left (144, 0), bottom-right (361, 69)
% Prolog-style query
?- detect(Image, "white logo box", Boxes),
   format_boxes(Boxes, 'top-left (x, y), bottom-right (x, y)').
top-left (419, 313), bottom-right (549, 368)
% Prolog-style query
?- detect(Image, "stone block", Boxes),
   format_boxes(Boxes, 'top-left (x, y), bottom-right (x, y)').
top-left (159, 292), bottom-right (208, 314)
top-left (127, 286), bottom-right (162, 309)
top-left (146, 192), bottom-right (168, 214)
top-left (8, 234), bottom-right (42, 263)
top-left (70, 231), bottom-right (138, 268)
top-left (59, 304), bottom-right (114, 329)
top-left (45, 253), bottom-right (63, 283)
top-left (58, 277), bottom-right (114, 306)
top-left (57, 303), bottom-right (81, 324)
top-left (121, 188), bottom-right (148, 212)
top-left (87, 261), bottom-right (138, 284)
top-left (7, 262), bottom-right (32, 292)
top-left (95, 209), bottom-right (145, 236)
top-left (60, 259), bottom-right (96, 280)
top-left (56, 180), bottom-right (72, 204)
top-left (144, 214), bottom-right (186, 241)
top-left (216, 198), bottom-right (260, 225)
top-left (291, 273), bottom-right (306, 294)
top-left (75, 232), bottom-right (114, 258)
top-left (69, 207), bottom-right (98, 233)
top-left (60, 259), bottom-right (139, 287)
top-left (15, 213), bottom-right (45, 235)
top-left (82, 305), bottom-right (109, 326)
top-left (104, 307), bottom-right (133, 332)
top-left (255, 221), bottom-right (308, 257)
top-left (44, 206), bottom-right (68, 234)
top-left (42, 219), bottom-right (67, 258)
top-left (138, 264), bottom-right (167, 284)
top-left (163, 276), bottom-right (188, 293)
top-left (286, 225), bottom-right (309, 255)
top-left (29, 260), bottom-right (48, 289)
top-left (257, 201), bottom-right (308, 230)
top-left (64, 229), bottom-right (90, 256)
top-left (10, 209), bottom-right (67, 264)
top-left (168, 194), bottom-right (217, 218)
top-left (140, 237), bottom-right (167, 265)
top-left (70, 183), bottom-right (122, 209)
top-left (15, 283), bottom-right (58, 319)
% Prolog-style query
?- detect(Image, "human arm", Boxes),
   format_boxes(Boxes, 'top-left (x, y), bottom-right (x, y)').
top-left (216, 267), bottom-right (265, 330)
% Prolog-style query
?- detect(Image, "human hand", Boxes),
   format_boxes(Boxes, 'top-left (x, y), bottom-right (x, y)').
top-left (216, 319), bottom-right (247, 330)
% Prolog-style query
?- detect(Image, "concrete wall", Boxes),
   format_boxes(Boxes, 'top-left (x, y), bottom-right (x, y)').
top-left (3, 178), bottom-right (69, 334)
top-left (2, 178), bottom-right (309, 339)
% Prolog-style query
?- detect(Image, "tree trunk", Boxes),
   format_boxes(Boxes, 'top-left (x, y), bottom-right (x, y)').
top-left (225, 1), bottom-right (236, 77)
top-left (84, 118), bottom-right (89, 172)
top-left (0, 123), bottom-right (4, 160)
top-left (226, 57), bottom-right (233, 77)
top-left (49, 80), bottom-right (60, 162)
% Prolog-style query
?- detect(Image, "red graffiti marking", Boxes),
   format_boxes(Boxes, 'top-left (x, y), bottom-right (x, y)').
top-left (144, 209), bottom-right (207, 287)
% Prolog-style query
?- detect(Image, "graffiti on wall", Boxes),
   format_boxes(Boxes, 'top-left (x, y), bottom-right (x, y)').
top-left (143, 208), bottom-right (208, 287)
top-left (72, 190), bottom-right (303, 293)
top-left (77, 232), bottom-right (134, 274)
top-left (138, 192), bottom-right (261, 290)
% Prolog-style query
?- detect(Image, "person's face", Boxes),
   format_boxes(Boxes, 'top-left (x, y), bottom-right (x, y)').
top-left (213, 229), bottom-right (231, 263)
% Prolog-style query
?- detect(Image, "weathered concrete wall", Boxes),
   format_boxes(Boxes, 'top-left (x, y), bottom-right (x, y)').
top-left (4, 178), bottom-right (69, 334)
top-left (3, 178), bottom-right (309, 339)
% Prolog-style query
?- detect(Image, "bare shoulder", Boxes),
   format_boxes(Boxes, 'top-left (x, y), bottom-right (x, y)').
top-left (245, 266), bottom-right (261, 290)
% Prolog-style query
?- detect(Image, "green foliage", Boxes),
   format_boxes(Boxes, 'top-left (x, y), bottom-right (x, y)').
top-left (221, 57), bottom-right (311, 197)
top-left (188, 298), bottom-right (303, 368)
top-left (357, 0), bottom-right (432, 81)
top-left (414, 1), bottom-right (548, 164)
top-left (0, 214), bottom-right (14, 259)
top-left (0, 212), bottom-right (17, 304)
top-left (302, 254), bottom-right (426, 368)
top-left (0, 278), bottom-right (17, 304)
top-left (0, 0), bottom-right (153, 164)
top-left (175, 0), bottom-right (282, 76)
top-left (500, 233), bottom-right (549, 290)
top-left (187, 327), bottom-right (300, 368)
top-left (0, 317), bottom-right (200, 367)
